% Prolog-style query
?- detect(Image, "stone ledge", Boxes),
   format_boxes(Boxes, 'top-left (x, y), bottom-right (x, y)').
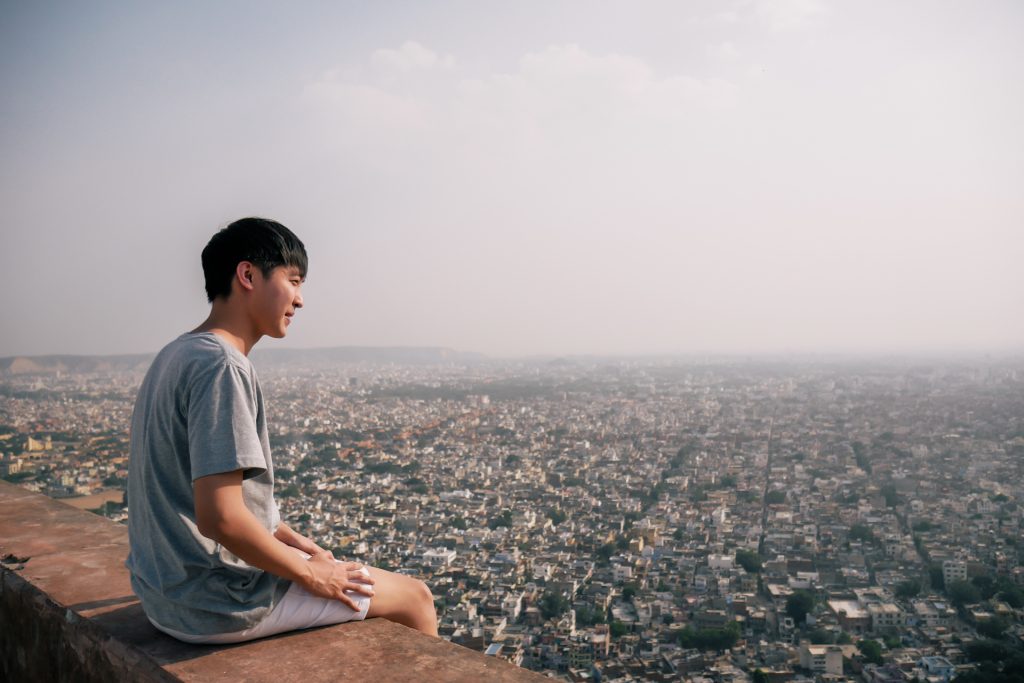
top-left (0, 480), bottom-right (545, 682)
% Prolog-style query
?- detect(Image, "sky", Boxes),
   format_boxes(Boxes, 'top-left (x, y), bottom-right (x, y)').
top-left (1, 0), bottom-right (1022, 358)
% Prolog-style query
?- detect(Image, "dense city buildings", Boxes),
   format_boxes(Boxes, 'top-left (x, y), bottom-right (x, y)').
top-left (2, 354), bottom-right (1023, 681)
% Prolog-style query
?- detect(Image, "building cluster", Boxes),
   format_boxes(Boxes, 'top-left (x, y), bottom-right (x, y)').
top-left (2, 357), bottom-right (1023, 681)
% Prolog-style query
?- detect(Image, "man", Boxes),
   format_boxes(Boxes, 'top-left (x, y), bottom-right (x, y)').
top-left (126, 217), bottom-right (436, 643)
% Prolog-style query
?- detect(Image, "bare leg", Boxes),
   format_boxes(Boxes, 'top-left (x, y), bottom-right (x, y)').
top-left (363, 567), bottom-right (438, 636)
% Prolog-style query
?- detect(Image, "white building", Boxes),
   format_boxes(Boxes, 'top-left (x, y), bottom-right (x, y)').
top-left (942, 559), bottom-right (967, 586)
top-left (423, 547), bottom-right (457, 567)
top-left (709, 554), bottom-right (735, 571)
top-left (866, 603), bottom-right (905, 633)
top-left (799, 644), bottom-right (843, 675)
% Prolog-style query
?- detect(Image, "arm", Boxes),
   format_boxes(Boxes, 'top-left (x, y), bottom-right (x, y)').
top-left (274, 521), bottom-right (325, 557)
top-left (194, 470), bottom-right (374, 610)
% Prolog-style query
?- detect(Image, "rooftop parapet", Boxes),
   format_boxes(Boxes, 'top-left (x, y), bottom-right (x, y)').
top-left (0, 480), bottom-right (543, 682)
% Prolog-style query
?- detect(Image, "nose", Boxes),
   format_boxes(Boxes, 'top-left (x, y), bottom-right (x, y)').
top-left (294, 290), bottom-right (304, 309)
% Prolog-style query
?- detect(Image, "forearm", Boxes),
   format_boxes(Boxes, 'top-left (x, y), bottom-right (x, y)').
top-left (202, 509), bottom-right (313, 586)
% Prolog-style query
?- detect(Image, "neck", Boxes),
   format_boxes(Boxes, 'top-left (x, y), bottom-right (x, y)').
top-left (192, 301), bottom-right (261, 355)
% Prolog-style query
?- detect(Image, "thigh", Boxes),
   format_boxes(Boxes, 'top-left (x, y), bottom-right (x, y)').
top-left (241, 567), bottom-right (373, 641)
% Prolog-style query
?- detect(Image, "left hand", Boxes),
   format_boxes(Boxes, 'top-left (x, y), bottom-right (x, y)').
top-left (274, 522), bottom-right (325, 556)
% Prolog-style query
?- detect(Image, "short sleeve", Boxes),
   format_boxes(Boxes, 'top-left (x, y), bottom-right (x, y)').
top-left (187, 361), bottom-right (267, 481)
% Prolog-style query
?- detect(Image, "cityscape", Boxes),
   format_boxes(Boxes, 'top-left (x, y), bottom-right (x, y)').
top-left (2, 351), bottom-right (1023, 682)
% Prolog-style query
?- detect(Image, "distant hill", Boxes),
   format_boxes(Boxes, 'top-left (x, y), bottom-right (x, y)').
top-left (0, 354), bottom-right (154, 375)
top-left (251, 346), bottom-right (485, 367)
top-left (0, 346), bottom-right (485, 375)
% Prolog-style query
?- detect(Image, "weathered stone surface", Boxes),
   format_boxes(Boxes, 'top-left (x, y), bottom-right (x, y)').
top-left (0, 481), bottom-right (544, 682)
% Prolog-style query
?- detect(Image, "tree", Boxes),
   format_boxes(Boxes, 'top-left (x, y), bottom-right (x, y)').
top-left (852, 441), bottom-right (871, 474)
top-left (786, 591), bottom-right (815, 624)
top-left (965, 639), bottom-right (1012, 663)
top-left (577, 606), bottom-right (598, 626)
top-left (547, 508), bottom-right (568, 525)
top-left (857, 639), bottom-right (884, 665)
top-left (977, 616), bottom-right (1009, 639)
top-left (947, 580), bottom-right (981, 607)
top-left (621, 583), bottom-right (638, 601)
top-left (609, 620), bottom-right (628, 638)
top-left (765, 490), bottom-right (786, 505)
top-left (595, 543), bottom-right (616, 566)
top-left (879, 483), bottom-right (901, 507)
top-left (998, 586), bottom-right (1024, 608)
top-left (849, 523), bottom-right (875, 544)
top-left (539, 591), bottom-right (569, 620)
top-left (807, 628), bottom-right (835, 644)
top-left (752, 670), bottom-right (770, 683)
top-left (895, 579), bottom-right (921, 600)
top-left (678, 621), bottom-right (741, 651)
top-left (928, 563), bottom-right (946, 591)
top-left (576, 607), bottom-right (604, 627)
top-left (971, 574), bottom-right (995, 597)
top-left (736, 549), bottom-right (763, 574)
top-left (672, 445), bottom-right (693, 467)
top-left (488, 509), bottom-right (514, 529)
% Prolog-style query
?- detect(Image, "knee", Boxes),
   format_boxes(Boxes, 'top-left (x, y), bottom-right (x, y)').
top-left (416, 579), bottom-right (436, 617)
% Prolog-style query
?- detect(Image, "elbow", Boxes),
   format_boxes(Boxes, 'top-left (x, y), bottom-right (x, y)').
top-left (195, 508), bottom-right (235, 543)
top-left (196, 514), bottom-right (221, 542)
top-left (196, 517), bottom-right (217, 541)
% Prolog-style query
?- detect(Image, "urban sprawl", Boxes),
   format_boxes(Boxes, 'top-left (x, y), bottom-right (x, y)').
top-left (3, 356), bottom-right (1023, 682)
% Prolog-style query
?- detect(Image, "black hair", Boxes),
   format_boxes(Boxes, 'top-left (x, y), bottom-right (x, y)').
top-left (201, 217), bottom-right (308, 302)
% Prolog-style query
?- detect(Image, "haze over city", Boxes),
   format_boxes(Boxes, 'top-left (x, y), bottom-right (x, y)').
top-left (2, 1), bottom-right (1022, 358)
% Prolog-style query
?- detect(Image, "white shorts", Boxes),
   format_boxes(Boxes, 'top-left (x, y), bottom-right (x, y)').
top-left (149, 565), bottom-right (372, 645)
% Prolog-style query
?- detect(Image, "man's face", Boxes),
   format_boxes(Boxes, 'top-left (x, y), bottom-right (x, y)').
top-left (249, 265), bottom-right (304, 339)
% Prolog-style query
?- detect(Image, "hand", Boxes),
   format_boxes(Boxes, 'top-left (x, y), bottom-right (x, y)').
top-left (274, 522), bottom-right (325, 557)
top-left (302, 550), bottom-right (376, 611)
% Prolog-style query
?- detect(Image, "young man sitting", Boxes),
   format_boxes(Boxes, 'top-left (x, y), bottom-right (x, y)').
top-left (126, 217), bottom-right (437, 643)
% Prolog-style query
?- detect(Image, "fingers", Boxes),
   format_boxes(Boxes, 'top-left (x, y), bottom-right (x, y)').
top-left (305, 554), bottom-right (376, 606)
top-left (348, 567), bottom-right (375, 585)
top-left (336, 593), bottom-right (362, 612)
top-left (332, 575), bottom-right (375, 607)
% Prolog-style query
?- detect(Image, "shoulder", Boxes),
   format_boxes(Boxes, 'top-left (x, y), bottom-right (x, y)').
top-left (156, 333), bottom-right (255, 387)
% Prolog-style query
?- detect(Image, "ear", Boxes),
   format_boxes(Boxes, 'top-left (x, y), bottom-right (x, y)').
top-left (235, 261), bottom-right (257, 293)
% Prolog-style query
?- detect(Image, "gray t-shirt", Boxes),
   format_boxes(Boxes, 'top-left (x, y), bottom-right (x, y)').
top-left (126, 332), bottom-right (289, 635)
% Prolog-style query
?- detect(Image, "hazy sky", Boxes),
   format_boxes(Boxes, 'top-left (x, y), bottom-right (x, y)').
top-left (2, 1), bottom-right (1022, 357)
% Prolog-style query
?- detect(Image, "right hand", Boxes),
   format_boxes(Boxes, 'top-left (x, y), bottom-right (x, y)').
top-left (302, 550), bottom-right (376, 611)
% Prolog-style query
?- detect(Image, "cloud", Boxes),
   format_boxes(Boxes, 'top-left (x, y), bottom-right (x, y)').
top-left (707, 41), bottom-right (741, 61)
top-left (370, 40), bottom-right (455, 72)
top-left (754, 0), bottom-right (826, 31)
top-left (303, 42), bottom-right (738, 153)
